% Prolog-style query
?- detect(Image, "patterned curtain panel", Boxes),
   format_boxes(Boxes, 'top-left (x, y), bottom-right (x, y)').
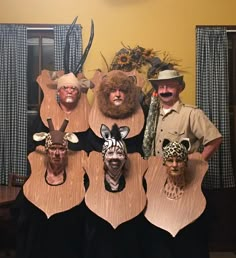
top-left (0, 25), bottom-right (27, 185)
top-left (53, 24), bottom-right (83, 72)
top-left (196, 27), bottom-right (235, 189)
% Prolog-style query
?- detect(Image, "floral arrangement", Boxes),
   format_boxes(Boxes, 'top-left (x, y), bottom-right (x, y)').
top-left (101, 43), bottom-right (179, 79)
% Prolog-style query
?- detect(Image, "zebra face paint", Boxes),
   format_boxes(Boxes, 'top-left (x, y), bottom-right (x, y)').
top-left (104, 146), bottom-right (126, 175)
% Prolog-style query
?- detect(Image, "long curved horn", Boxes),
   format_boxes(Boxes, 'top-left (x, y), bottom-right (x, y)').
top-left (73, 19), bottom-right (94, 75)
top-left (64, 16), bottom-right (78, 74)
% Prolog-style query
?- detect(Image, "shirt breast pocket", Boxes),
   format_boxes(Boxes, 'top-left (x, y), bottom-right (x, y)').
top-left (166, 130), bottom-right (185, 142)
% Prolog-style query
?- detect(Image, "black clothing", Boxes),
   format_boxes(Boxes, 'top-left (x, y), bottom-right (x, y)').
top-left (83, 154), bottom-right (148, 258)
top-left (142, 210), bottom-right (210, 258)
top-left (12, 190), bottom-right (86, 258)
top-left (83, 208), bottom-right (147, 258)
top-left (71, 128), bottom-right (145, 155)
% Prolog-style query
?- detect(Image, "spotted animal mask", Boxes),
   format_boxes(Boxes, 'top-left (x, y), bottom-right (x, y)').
top-left (162, 138), bottom-right (191, 164)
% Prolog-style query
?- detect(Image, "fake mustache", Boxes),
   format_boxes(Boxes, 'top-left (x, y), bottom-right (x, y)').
top-left (160, 92), bottom-right (173, 97)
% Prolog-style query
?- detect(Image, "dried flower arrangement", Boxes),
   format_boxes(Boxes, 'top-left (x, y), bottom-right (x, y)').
top-left (101, 42), bottom-right (180, 79)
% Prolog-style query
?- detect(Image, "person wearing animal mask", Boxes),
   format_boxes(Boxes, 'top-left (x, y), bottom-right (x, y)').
top-left (83, 123), bottom-right (147, 258)
top-left (144, 138), bottom-right (209, 258)
top-left (142, 69), bottom-right (222, 258)
top-left (86, 70), bottom-right (145, 155)
top-left (28, 17), bottom-right (94, 155)
top-left (97, 70), bottom-right (139, 119)
top-left (28, 72), bottom-right (92, 155)
top-left (13, 119), bottom-right (87, 258)
top-left (56, 72), bottom-right (82, 114)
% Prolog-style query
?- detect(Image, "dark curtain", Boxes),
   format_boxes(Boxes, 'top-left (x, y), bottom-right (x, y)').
top-left (0, 25), bottom-right (28, 185)
top-left (53, 24), bottom-right (83, 71)
top-left (196, 27), bottom-right (235, 189)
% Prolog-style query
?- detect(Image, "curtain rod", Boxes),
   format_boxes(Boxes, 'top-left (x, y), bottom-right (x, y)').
top-left (226, 30), bottom-right (236, 33)
top-left (27, 27), bottom-right (54, 31)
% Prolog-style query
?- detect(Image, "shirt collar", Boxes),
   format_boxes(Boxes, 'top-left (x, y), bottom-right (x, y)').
top-left (160, 100), bottom-right (183, 115)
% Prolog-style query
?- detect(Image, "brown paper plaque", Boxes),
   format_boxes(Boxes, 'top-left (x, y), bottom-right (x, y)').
top-left (84, 152), bottom-right (147, 228)
top-left (88, 96), bottom-right (144, 138)
top-left (37, 70), bottom-right (91, 132)
top-left (145, 152), bottom-right (208, 237)
top-left (24, 149), bottom-right (87, 218)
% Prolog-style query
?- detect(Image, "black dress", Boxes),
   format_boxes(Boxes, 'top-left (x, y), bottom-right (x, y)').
top-left (12, 190), bottom-right (86, 258)
top-left (141, 210), bottom-right (210, 258)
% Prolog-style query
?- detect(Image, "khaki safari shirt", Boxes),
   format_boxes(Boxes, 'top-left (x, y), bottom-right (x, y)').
top-left (152, 100), bottom-right (222, 156)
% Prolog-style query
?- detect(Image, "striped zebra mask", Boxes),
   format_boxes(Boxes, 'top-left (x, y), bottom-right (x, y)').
top-left (100, 123), bottom-right (130, 160)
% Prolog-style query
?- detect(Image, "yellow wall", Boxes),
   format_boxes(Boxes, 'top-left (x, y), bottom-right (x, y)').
top-left (1, 0), bottom-right (236, 104)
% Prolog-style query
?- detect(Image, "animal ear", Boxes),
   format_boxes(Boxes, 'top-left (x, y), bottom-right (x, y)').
top-left (100, 124), bottom-right (111, 140)
top-left (33, 132), bottom-right (48, 142)
top-left (162, 138), bottom-right (170, 150)
top-left (119, 126), bottom-right (130, 139)
top-left (128, 75), bottom-right (137, 84)
top-left (180, 138), bottom-right (191, 151)
top-left (65, 133), bottom-right (79, 143)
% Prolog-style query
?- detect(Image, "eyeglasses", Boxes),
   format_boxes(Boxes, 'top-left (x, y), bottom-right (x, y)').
top-left (60, 86), bottom-right (79, 92)
top-left (48, 146), bottom-right (67, 153)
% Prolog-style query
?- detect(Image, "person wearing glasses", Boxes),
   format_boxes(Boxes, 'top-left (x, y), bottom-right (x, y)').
top-left (28, 72), bottom-right (92, 155)
top-left (56, 73), bottom-right (82, 114)
top-left (14, 119), bottom-right (87, 258)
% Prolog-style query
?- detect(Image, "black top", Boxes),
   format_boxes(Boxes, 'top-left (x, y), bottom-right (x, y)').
top-left (28, 114), bottom-right (144, 156)
top-left (141, 210), bottom-right (210, 258)
top-left (12, 190), bottom-right (86, 258)
top-left (69, 127), bottom-right (145, 156)
top-left (83, 208), bottom-right (147, 258)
